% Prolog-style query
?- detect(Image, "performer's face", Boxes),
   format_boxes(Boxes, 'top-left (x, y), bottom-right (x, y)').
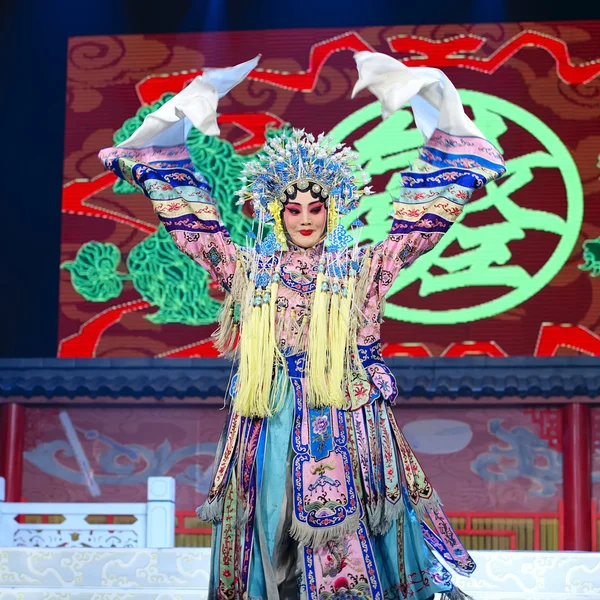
top-left (283, 191), bottom-right (327, 248)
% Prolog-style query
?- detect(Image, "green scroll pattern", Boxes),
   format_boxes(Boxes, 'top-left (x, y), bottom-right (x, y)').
top-left (62, 242), bottom-right (129, 303)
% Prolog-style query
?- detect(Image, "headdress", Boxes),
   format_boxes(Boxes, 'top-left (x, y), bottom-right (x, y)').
top-left (236, 128), bottom-right (372, 250)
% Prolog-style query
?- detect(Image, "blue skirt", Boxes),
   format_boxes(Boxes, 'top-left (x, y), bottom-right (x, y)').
top-left (202, 377), bottom-right (473, 600)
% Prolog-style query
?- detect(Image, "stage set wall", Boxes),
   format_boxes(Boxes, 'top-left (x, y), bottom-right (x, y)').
top-left (1, 357), bottom-right (598, 552)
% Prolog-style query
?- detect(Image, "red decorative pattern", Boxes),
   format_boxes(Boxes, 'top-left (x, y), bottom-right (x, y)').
top-left (136, 32), bottom-right (375, 104)
top-left (534, 323), bottom-right (600, 357)
top-left (136, 31), bottom-right (600, 108)
top-left (57, 300), bottom-right (152, 358)
top-left (524, 408), bottom-right (562, 451)
top-left (157, 339), bottom-right (220, 358)
top-left (62, 173), bottom-right (157, 234)
top-left (382, 343), bottom-right (432, 358)
top-left (441, 341), bottom-right (508, 358)
top-left (388, 31), bottom-right (600, 85)
top-left (217, 113), bottom-right (285, 151)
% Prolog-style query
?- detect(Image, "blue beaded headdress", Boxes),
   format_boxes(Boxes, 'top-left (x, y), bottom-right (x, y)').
top-left (236, 129), bottom-right (372, 249)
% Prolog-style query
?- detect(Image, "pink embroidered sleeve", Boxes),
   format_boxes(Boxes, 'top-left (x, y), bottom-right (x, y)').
top-left (99, 146), bottom-right (238, 292)
top-left (352, 53), bottom-right (506, 300)
top-left (367, 128), bottom-right (505, 298)
top-left (164, 216), bottom-right (238, 293)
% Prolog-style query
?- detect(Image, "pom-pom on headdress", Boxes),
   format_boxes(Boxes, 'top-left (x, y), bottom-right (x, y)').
top-left (236, 128), bottom-right (372, 249)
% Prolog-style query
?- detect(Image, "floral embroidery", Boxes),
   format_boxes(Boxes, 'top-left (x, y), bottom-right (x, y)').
top-left (313, 415), bottom-right (330, 435)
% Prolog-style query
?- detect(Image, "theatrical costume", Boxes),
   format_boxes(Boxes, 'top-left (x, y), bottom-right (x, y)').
top-left (99, 52), bottom-right (505, 600)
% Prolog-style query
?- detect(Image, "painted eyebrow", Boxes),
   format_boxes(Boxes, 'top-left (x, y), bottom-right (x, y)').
top-left (286, 201), bottom-right (323, 207)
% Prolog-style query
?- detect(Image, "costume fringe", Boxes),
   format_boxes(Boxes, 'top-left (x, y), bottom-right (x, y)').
top-left (353, 247), bottom-right (372, 315)
top-left (335, 275), bottom-right (355, 401)
top-left (306, 269), bottom-right (331, 408)
top-left (212, 293), bottom-right (235, 356)
top-left (441, 585), bottom-right (474, 600)
top-left (325, 279), bottom-right (346, 408)
top-left (369, 497), bottom-right (405, 536)
top-left (289, 509), bottom-right (360, 549)
top-left (196, 498), bottom-right (223, 523)
top-left (233, 275), bottom-right (282, 417)
top-left (366, 500), bottom-right (384, 534)
top-left (412, 488), bottom-right (443, 524)
top-left (269, 363), bottom-right (290, 415)
top-left (268, 276), bottom-right (288, 414)
top-left (237, 502), bottom-right (251, 528)
top-left (212, 257), bottom-right (248, 357)
top-left (348, 248), bottom-right (371, 381)
top-left (231, 268), bottom-right (258, 415)
top-left (258, 299), bottom-right (274, 409)
top-left (234, 293), bottom-right (270, 417)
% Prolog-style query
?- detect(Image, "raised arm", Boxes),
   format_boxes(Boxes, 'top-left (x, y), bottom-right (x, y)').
top-left (98, 57), bottom-right (259, 291)
top-left (99, 144), bottom-right (237, 291)
top-left (352, 52), bottom-right (506, 298)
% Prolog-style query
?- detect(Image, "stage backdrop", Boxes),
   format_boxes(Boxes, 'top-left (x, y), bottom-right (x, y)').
top-left (60, 22), bottom-right (600, 358)
top-left (22, 405), bottom-right (570, 514)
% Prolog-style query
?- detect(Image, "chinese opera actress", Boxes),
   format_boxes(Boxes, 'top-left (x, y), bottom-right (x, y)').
top-left (99, 52), bottom-right (505, 600)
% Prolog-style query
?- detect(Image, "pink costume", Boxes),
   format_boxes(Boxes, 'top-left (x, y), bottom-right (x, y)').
top-left (99, 52), bottom-right (505, 600)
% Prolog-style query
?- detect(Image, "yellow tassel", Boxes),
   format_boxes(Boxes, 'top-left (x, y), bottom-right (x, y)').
top-left (213, 294), bottom-right (234, 353)
top-left (232, 269), bottom-right (285, 418)
top-left (341, 274), bottom-right (356, 391)
top-left (257, 297), bottom-right (274, 414)
top-left (326, 279), bottom-right (346, 408)
top-left (235, 289), bottom-right (273, 418)
top-left (236, 295), bottom-right (258, 414)
top-left (328, 200), bottom-right (339, 233)
top-left (306, 267), bottom-right (330, 408)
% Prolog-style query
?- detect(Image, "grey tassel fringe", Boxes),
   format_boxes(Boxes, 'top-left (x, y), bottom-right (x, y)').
top-left (367, 497), bottom-right (404, 536)
top-left (196, 499), bottom-right (223, 523)
top-left (441, 585), bottom-right (474, 600)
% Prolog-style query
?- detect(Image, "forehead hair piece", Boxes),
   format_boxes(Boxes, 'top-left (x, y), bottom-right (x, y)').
top-left (283, 181), bottom-right (327, 205)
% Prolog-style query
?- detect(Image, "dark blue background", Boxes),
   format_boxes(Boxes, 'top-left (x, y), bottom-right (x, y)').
top-left (0, 0), bottom-right (596, 357)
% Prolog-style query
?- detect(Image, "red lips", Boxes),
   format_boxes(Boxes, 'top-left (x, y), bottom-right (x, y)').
top-left (298, 230), bottom-right (314, 236)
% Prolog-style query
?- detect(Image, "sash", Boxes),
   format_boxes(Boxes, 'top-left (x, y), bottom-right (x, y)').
top-left (287, 353), bottom-right (361, 548)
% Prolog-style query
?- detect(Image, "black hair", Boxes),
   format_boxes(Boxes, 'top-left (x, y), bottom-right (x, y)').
top-left (283, 182), bottom-right (325, 204)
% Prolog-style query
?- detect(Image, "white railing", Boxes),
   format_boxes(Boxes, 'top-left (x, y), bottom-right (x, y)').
top-left (0, 476), bottom-right (175, 548)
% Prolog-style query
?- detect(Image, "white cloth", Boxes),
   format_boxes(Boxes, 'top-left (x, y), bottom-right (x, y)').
top-left (352, 51), bottom-right (483, 140)
top-left (117, 51), bottom-right (481, 151)
top-left (117, 55), bottom-right (260, 149)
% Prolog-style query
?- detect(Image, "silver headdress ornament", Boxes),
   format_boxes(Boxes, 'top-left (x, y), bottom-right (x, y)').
top-left (236, 128), bottom-right (373, 250)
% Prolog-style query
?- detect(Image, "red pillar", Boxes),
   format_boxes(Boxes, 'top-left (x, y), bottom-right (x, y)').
top-left (0, 403), bottom-right (26, 502)
top-left (562, 402), bottom-right (592, 550)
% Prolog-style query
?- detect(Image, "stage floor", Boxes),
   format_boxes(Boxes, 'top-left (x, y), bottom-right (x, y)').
top-left (0, 548), bottom-right (598, 598)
